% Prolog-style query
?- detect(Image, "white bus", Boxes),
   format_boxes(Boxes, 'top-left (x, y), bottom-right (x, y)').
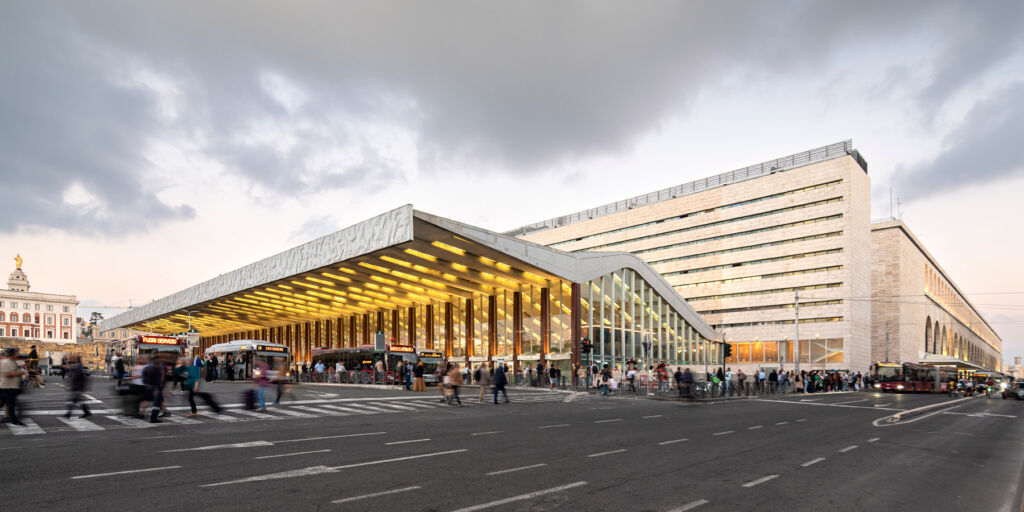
top-left (205, 339), bottom-right (290, 379)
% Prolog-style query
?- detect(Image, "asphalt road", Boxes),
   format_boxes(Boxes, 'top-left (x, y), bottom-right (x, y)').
top-left (2, 381), bottom-right (1022, 512)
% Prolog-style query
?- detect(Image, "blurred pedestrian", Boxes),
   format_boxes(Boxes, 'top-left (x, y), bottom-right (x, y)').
top-left (445, 363), bottom-right (463, 406)
top-left (63, 355), bottom-right (92, 419)
top-left (476, 364), bottom-right (492, 402)
top-left (412, 362), bottom-right (425, 391)
top-left (493, 363), bottom-right (509, 404)
top-left (253, 362), bottom-right (270, 412)
top-left (173, 357), bottom-right (221, 417)
top-left (1, 347), bottom-right (26, 426)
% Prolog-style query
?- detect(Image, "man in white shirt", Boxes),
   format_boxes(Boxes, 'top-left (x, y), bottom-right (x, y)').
top-left (314, 361), bottom-right (325, 383)
top-left (1, 348), bottom-right (26, 426)
top-left (334, 361), bottom-right (343, 383)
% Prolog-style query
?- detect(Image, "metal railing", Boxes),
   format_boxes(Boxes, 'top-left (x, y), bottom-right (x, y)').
top-left (505, 140), bottom-right (864, 237)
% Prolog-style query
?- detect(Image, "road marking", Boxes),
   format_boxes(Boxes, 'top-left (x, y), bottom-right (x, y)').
top-left (801, 457), bottom-right (826, 467)
top-left (760, 398), bottom-right (902, 412)
top-left (291, 405), bottom-right (345, 416)
top-left (742, 474), bottom-right (778, 487)
top-left (276, 432), bottom-right (386, 444)
top-left (838, 445), bottom-right (858, 453)
top-left (873, 403), bottom-right (892, 407)
top-left (747, 425), bottom-right (764, 430)
top-left (449, 481), bottom-right (587, 512)
top-left (867, 437), bottom-right (880, 443)
top-left (7, 418), bottom-right (45, 435)
top-left (322, 404), bottom-right (377, 415)
top-left (943, 411), bottom-right (1018, 419)
top-left (162, 415), bottom-right (201, 425)
top-left (56, 416), bottom-right (105, 431)
top-left (402, 402), bottom-right (438, 409)
top-left (255, 449), bottom-right (331, 460)
top-left (833, 399), bottom-right (868, 405)
top-left (204, 449), bottom-right (468, 487)
top-left (667, 499), bottom-right (709, 512)
top-left (795, 418), bottom-right (807, 422)
top-left (775, 421), bottom-right (789, 425)
top-left (538, 424), bottom-right (569, 429)
top-left (230, 409), bottom-right (282, 419)
top-left (643, 415), bottom-right (663, 419)
top-left (799, 398), bottom-right (822, 402)
top-left (268, 408), bottom-right (316, 417)
top-left (712, 431), bottom-right (734, 436)
top-left (370, 402), bottom-right (417, 411)
top-left (73, 466), bottom-right (181, 479)
top-left (332, 486), bottom-right (421, 504)
top-left (471, 431), bottom-right (503, 436)
top-left (105, 416), bottom-right (155, 428)
top-left (202, 413), bottom-right (241, 422)
top-left (486, 463), bottom-right (547, 476)
top-left (587, 449), bottom-right (626, 458)
top-left (386, 439), bottom-right (431, 445)
top-left (563, 393), bottom-right (579, 403)
top-left (595, 419), bottom-right (622, 423)
top-left (139, 435), bottom-right (177, 440)
top-left (164, 441), bottom-right (274, 452)
top-left (343, 404), bottom-right (395, 413)
top-left (658, 438), bottom-right (688, 445)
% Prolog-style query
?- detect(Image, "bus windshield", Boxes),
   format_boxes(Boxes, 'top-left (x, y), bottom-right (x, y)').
top-left (139, 343), bottom-right (181, 361)
top-left (873, 366), bottom-right (903, 382)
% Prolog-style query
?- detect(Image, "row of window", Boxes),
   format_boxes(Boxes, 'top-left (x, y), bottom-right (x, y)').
top-left (573, 196), bottom-right (844, 253)
top-left (626, 214), bottom-right (844, 257)
top-left (0, 312), bottom-right (71, 325)
top-left (650, 231), bottom-right (844, 267)
top-left (551, 179), bottom-right (844, 248)
top-left (724, 338), bottom-right (844, 364)
top-left (662, 248), bottom-right (842, 278)
top-left (0, 301), bottom-right (70, 313)
top-left (697, 299), bottom-right (843, 316)
top-left (684, 282), bottom-right (844, 303)
top-left (0, 327), bottom-right (72, 339)
top-left (675, 265), bottom-right (843, 290)
top-left (712, 316), bottom-right (843, 329)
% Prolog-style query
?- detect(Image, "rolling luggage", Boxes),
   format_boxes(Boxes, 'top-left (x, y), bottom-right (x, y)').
top-left (243, 389), bottom-right (256, 410)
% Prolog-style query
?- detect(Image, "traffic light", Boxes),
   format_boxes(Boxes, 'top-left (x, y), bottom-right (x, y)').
top-left (724, 343), bottom-right (734, 359)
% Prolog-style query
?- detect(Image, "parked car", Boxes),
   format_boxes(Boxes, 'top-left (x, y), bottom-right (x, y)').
top-left (1002, 381), bottom-right (1024, 400)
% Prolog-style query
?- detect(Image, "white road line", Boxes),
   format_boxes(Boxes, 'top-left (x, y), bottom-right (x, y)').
top-left (643, 415), bottom-right (663, 419)
top-left (742, 474), bottom-right (778, 487)
top-left (163, 441), bottom-right (274, 452)
top-left (801, 457), bottom-right (826, 467)
top-left (370, 402), bottom-right (417, 411)
top-left (867, 437), bottom-right (880, 443)
top-left (874, 403), bottom-right (892, 407)
top-left (667, 499), bottom-right (709, 512)
top-left (321, 404), bottom-right (377, 415)
top-left (386, 439), bottom-right (431, 445)
top-left (73, 465), bottom-right (181, 479)
top-left (56, 416), bottom-right (105, 431)
top-left (162, 415), bottom-right (201, 425)
top-left (403, 402), bottom-right (439, 409)
top-left (344, 404), bottom-right (395, 413)
top-left (587, 449), bottom-right (626, 458)
top-left (105, 416), bottom-right (155, 428)
top-left (775, 421), bottom-right (789, 425)
top-left (838, 445), bottom-right (858, 453)
top-left (595, 419), bottom-right (622, 423)
top-left (833, 399), bottom-right (868, 405)
top-left (230, 409), bottom-right (280, 419)
top-left (204, 449), bottom-right (468, 487)
top-left (291, 406), bottom-right (345, 416)
top-left (658, 439), bottom-right (688, 445)
top-left (471, 431), bottom-right (503, 436)
top-left (486, 463), bottom-right (547, 476)
top-left (203, 413), bottom-right (242, 422)
top-left (795, 418), bottom-right (808, 422)
top-left (747, 426), bottom-right (764, 430)
top-left (799, 398), bottom-right (822, 402)
top-left (450, 481), bottom-right (587, 512)
top-left (7, 418), bottom-right (45, 435)
top-left (268, 408), bottom-right (316, 417)
top-left (332, 486), bottom-right (421, 504)
top-left (538, 424), bottom-right (569, 429)
top-left (712, 431), bottom-right (734, 436)
top-left (255, 449), bottom-right (331, 460)
top-left (276, 432), bottom-right (385, 444)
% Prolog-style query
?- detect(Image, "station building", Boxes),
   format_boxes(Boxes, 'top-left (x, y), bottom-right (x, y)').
top-left (1, 256), bottom-right (78, 342)
top-left (511, 140), bottom-right (1002, 373)
top-left (100, 207), bottom-right (721, 373)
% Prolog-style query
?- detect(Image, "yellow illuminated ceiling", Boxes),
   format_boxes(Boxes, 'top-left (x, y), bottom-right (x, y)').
top-left (126, 219), bottom-right (564, 336)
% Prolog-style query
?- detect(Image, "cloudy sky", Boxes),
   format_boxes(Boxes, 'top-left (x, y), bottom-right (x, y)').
top-left (2, 1), bottom-right (1022, 364)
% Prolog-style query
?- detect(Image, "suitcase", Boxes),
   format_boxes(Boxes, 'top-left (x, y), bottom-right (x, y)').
top-left (243, 389), bottom-right (256, 410)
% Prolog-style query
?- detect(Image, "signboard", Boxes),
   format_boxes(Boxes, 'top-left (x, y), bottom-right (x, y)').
top-left (374, 331), bottom-right (386, 351)
top-left (141, 336), bottom-right (179, 346)
top-left (186, 331), bottom-right (199, 348)
top-left (387, 344), bottom-right (415, 353)
top-left (418, 351), bottom-right (443, 359)
top-left (256, 345), bottom-right (287, 353)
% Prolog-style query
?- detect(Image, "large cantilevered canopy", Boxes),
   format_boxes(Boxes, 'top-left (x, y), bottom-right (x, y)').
top-left (101, 205), bottom-right (718, 340)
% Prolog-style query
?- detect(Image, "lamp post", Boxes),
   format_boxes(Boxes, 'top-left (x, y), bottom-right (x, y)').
top-left (642, 332), bottom-right (652, 394)
top-left (181, 309), bottom-right (199, 356)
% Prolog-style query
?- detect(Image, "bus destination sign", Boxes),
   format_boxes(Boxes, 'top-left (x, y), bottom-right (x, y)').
top-left (256, 345), bottom-right (286, 353)
top-left (418, 351), bottom-right (443, 359)
top-left (387, 344), bottom-right (415, 353)
top-left (141, 336), bottom-right (179, 346)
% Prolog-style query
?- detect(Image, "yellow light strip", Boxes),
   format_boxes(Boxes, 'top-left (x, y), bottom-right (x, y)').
top-left (433, 241), bottom-right (466, 255)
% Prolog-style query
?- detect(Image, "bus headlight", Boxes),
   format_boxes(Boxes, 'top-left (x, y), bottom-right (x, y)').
top-left (873, 383), bottom-right (881, 389)
top-left (1001, 383), bottom-right (1008, 390)
top-left (896, 385), bottom-right (905, 390)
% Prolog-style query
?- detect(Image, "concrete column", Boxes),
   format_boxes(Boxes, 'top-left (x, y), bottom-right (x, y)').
top-left (465, 297), bottom-right (474, 358)
top-left (488, 295), bottom-right (497, 361)
top-left (571, 283), bottom-right (581, 367)
top-left (445, 302), bottom-right (453, 358)
top-left (426, 304), bottom-right (434, 350)
top-left (540, 287), bottom-right (550, 363)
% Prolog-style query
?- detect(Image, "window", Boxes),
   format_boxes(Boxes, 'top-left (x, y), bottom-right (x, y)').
top-left (0, 313), bottom-right (4, 322)
top-left (45, 316), bottom-right (54, 325)
top-left (46, 330), bottom-right (53, 339)
top-left (62, 332), bottom-right (69, 339)
top-left (35, 304), bottom-right (40, 310)
top-left (63, 306), bottom-right (69, 313)
top-left (46, 305), bottom-right (52, 312)
top-left (34, 314), bottom-right (40, 324)
top-left (0, 301), bottom-right (4, 307)
top-left (11, 328), bottom-right (18, 337)
top-left (22, 313), bottom-right (31, 323)
top-left (23, 303), bottom-right (30, 309)
top-left (62, 317), bottom-right (70, 326)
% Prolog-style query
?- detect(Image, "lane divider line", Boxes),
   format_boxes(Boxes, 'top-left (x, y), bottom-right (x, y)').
top-left (587, 449), bottom-right (626, 458)
top-left (747, 426), bottom-right (764, 430)
top-left (486, 463), bottom-right (548, 476)
top-left (255, 449), bottom-right (330, 460)
top-left (658, 439), bottom-right (688, 445)
top-left (867, 438), bottom-right (880, 443)
top-left (386, 439), bottom-right (431, 445)
top-left (332, 486), bottom-right (420, 504)
top-left (538, 424), bottom-right (570, 429)
top-left (712, 431), bottom-right (734, 436)
top-left (595, 419), bottom-right (623, 423)
top-left (73, 466), bottom-right (181, 479)
top-left (742, 474), bottom-right (778, 488)
top-left (471, 431), bottom-right (503, 436)
top-left (838, 445), bottom-right (858, 453)
top-left (667, 498), bottom-right (709, 512)
top-left (801, 457), bottom-right (826, 467)
top-left (449, 481), bottom-right (587, 512)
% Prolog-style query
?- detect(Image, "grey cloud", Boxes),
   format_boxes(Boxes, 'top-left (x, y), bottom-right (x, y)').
top-left (288, 214), bottom-right (338, 244)
top-left (894, 82), bottom-right (1024, 200)
top-left (3, 1), bottom-right (1023, 236)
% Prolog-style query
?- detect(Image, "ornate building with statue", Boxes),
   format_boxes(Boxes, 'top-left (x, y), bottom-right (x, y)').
top-left (0, 255), bottom-right (79, 342)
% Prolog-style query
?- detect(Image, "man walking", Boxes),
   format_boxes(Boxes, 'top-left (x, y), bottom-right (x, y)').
top-left (493, 363), bottom-right (509, 404)
top-left (173, 357), bottom-right (222, 417)
top-left (680, 367), bottom-right (694, 400)
top-left (0, 348), bottom-right (26, 426)
top-left (63, 355), bottom-right (91, 419)
top-left (477, 364), bottom-right (492, 402)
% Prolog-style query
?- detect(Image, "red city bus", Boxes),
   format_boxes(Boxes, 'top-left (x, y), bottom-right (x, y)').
top-left (870, 361), bottom-right (943, 392)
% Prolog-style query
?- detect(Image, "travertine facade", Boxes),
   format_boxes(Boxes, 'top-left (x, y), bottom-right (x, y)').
top-left (871, 221), bottom-right (1002, 371)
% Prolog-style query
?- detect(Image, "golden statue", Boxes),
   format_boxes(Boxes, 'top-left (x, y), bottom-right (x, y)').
top-left (14, 254), bottom-right (22, 269)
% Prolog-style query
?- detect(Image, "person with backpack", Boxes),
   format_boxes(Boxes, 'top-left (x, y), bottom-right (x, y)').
top-left (599, 364), bottom-right (612, 396)
top-left (174, 357), bottom-right (222, 417)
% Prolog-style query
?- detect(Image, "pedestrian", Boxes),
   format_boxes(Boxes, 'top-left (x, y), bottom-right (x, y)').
top-left (477, 364), bottom-right (492, 402)
top-left (272, 360), bottom-right (295, 404)
top-left (62, 355), bottom-right (92, 419)
top-left (373, 359), bottom-right (384, 384)
top-left (253, 362), bottom-right (270, 412)
top-left (314, 360), bottom-right (325, 383)
top-left (627, 365), bottom-right (637, 393)
top-left (600, 364), bottom-right (612, 396)
top-left (493, 363), bottom-right (509, 404)
top-left (446, 363), bottom-right (463, 405)
top-left (769, 369), bottom-right (778, 394)
top-left (680, 367), bottom-right (694, 400)
top-left (142, 355), bottom-right (168, 423)
top-left (173, 357), bottom-right (222, 417)
top-left (0, 347), bottom-right (26, 426)
top-left (226, 355), bottom-right (236, 381)
top-left (209, 354), bottom-right (219, 381)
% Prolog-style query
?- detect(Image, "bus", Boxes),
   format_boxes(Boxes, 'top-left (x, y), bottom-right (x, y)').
top-left (110, 335), bottom-right (185, 369)
top-left (311, 345), bottom-right (444, 384)
top-left (972, 371), bottom-right (1011, 394)
top-left (417, 350), bottom-right (444, 384)
top-left (869, 361), bottom-right (948, 392)
top-left (205, 340), bottom-right (291, 379)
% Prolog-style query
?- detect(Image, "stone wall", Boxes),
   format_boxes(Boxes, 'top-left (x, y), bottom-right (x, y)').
top-left (0, 337), bottom-right (107, 369)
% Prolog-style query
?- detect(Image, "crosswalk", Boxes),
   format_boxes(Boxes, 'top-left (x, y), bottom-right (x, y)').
top-left (3, 392), bottom-right (581, 436)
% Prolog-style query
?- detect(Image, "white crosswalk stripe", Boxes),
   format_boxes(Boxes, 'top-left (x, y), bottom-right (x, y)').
top-left (7, 418), bottom-right (45, 435)
top-left (291, 405), bottom-right (345, 416)
top-left (267, 407), bottom-right (316, 417)
top-left (369, 402), bottom-right (417, 411)
top-left (230, 409), bottom-right (281, 419)
top-left (202, 413), bottom-right (242, 422)
top-left (106, 416), bottom-right (156, 428)
top-left (321, 404), bottom-right (376, 415)
top-left (56, 416), bottom-right (105, 431)
top-left (162, 415), bottom-right (202, 425)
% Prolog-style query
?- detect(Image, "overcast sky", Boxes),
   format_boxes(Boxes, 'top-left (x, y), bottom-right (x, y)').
top-left (1, 1), bottom-right (1022, 364)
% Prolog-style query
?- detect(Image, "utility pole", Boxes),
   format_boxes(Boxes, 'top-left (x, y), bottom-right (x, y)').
top-left (794, 290), bottom-right (800, 372)
top-left (885, 322), bottom-right (890, 362)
